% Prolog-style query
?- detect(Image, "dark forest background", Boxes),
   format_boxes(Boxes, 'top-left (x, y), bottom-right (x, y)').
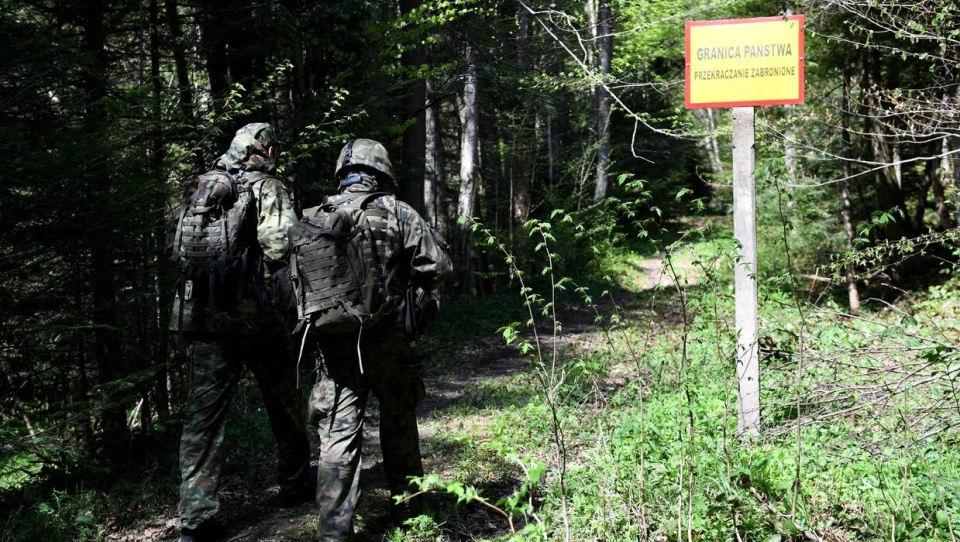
top-left (3, 0), bottom-right (960, 539)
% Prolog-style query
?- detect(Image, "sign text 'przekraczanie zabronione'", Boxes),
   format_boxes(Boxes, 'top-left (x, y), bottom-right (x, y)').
top-left (685, 15), bottom-right (805, 109)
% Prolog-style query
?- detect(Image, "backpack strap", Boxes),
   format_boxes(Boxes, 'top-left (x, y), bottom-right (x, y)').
top-left (245, 172), bottom-right (276, 291)
top-left (289, 205), bottom-right (322, 338)
top-left (171, 199), bottom-right (190, 266)
top-left (336, 191), bottom-right (387, 210)
top-left (359, 194), bottom-right (406, 298)
top-left (177, 266), bottom-right (188, 340)
top-left (233, 170), bottom-right (270, 305)
top-left (346, 191), bottom-right (394, 298)
top-left (366, 196), bottom-right (419, 341)
top-left (237, 169), bottom-right (268, 184)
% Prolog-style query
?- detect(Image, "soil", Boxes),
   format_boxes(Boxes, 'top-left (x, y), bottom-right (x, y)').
top-left (109, 258), bottom-right (670, 542)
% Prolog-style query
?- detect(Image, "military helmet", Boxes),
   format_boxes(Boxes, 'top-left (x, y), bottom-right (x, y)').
top-left (215, 122), bottom-right (278, 173)
top-left (335, 138), bottom-right (394, 181)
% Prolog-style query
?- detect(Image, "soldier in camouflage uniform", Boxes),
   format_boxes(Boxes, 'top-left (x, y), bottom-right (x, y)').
top-left (171, 123), bottom-right (313, 542)
top-left (308, 139), bottom-right (452, 541)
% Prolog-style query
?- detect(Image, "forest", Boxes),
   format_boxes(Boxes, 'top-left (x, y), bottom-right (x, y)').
top-left (2, 0), bottom-right (960, 540)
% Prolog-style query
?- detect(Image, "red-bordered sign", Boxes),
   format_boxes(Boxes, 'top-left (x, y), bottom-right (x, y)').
top-left (685, 15), bottom-right (805, 109)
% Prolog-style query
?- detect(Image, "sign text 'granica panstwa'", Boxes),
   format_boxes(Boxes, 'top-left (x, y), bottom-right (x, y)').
top-left (685, 15), bottom-right (805, 109)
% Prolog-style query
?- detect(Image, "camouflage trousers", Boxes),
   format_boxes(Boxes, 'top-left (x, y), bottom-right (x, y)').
top-left (178, 332), bottom-right (311, 530)
top-left (309, 324), bottom-right (426, 541)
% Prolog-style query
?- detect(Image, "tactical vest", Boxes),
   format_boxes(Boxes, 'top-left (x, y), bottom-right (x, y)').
top-left (288, 192), bottom-right (402, 335)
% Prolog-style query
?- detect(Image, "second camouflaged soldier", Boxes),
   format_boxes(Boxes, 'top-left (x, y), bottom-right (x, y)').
top-left (308, 139), bottom-right (452, 541)
top-left (170, 123), bottom-right (313, 542)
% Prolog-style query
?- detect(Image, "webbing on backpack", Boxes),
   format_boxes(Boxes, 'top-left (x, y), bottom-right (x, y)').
top-left (290, 193), bottom-right (386, 322)
top-left (289, 191), bottom-right (405, 373)
top-left (171, 170), bottom-right (265, 333)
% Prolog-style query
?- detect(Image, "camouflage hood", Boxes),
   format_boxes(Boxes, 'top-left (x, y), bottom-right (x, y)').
top-left (214, 122), bottom-right (278, 174)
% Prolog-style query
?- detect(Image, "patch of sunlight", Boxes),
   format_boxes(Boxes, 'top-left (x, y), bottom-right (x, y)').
top-left (609, 236), bottom-right (732, 292)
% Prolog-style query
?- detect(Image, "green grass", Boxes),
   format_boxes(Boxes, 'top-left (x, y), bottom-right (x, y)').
top-left (418, 231), bottom-right (960, 541)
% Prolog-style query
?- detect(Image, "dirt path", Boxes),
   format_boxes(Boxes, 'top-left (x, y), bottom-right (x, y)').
top-left (114, 257), bottom-right (669, 542)
top-left (111, 336), bottom-right (529, 542)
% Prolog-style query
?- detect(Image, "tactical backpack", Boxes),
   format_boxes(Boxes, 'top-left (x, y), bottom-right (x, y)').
top-left (288, 192), bottom-right (397, 336)
top-left (170, 170), bottom-right (265, 325)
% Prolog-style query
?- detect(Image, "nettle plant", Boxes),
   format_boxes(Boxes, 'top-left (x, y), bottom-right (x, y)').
top-left (407, 208), bottom-right (629, 540)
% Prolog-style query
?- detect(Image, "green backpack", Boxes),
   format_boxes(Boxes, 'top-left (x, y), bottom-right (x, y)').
top-left (288, 192), bottom-right (396, 335)
top-left (170, 170), bottom-right (265, 324)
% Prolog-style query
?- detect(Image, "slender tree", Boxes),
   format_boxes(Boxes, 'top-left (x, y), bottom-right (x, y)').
top-left (841, 58), bottom-right (861, 315)
top-left (424, 76), bottom-right (445, 232)
top-left (456, 43), bottom-right (480, 294)
top-left (400, 0), bottom-right (427, 213)
top-left (592, 0), bottom-right (613, 202)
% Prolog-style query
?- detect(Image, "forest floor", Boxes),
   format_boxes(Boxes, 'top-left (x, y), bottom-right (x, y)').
top-left (104, 251), bottom-right (681, 542)
top-left (109, 333), bottom-right (531, 542)
top-left (107, 324), bottom-right (547, 542)
top-left (89, 220), bottom-right (960, 542)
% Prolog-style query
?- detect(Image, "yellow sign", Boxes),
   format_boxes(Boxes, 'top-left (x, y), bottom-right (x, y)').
top-left (685, 15), bottom-right (804, 108)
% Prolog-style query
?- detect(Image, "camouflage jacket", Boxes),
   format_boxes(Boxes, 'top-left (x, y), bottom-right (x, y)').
top-left (339, 182), bottom-right (450, 287)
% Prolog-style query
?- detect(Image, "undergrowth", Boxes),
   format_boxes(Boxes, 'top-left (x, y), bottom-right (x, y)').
top-left (4, 202), bottom-right (960, 541)
top-left (408, 209), bottom-right (960, 542)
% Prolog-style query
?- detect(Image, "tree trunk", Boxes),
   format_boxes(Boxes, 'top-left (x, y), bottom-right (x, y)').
top-left (954, 87), bottom-right (960, 226)
top-left (547, 116), bottom-right (555, 188)
top-left (148, 0), bottom-right (171, 423)
top-left (198, 0), bottom-right (229, 114)
top-left (74, 287), bottom-right (94, 444)
top-left (164, 0), bottom-right (193, 122)
top-left (456, 44), bottom-right (480, 295)
top-left (424, 77), bottom-right (445, 234)
top-left (864, 52), bottom-right (909, 240)
top-left (196, 0), bottom-right (263, 122)
top-left (868, 125), bottom-right (909, 240)
top-left (79, 0), bottom-right (127, 455)
top-left (147, 0), bottom-right (166, 429)
top-left (784, 104), bottom-right (797, 219)
top-left (934, 136), bottom-right (952, 229)
top-left (841, 63), bottom-right (861, 315)
top-left (592, 0), bottom-right (613, 202)
top-left (955, 136), bottom-right (960, 226)
top-left (700, 108), bottom-right (723, 174)
top-left (513, 7), bottom-right (533, 245)
top-left (400, 0), bottom-right (426, 211)
top-left (912, 150), bottom-right (937, 233)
